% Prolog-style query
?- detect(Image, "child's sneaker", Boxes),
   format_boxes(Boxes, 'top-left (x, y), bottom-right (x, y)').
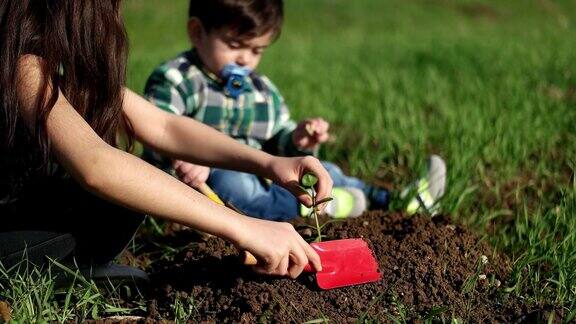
top-left (402, 155), bottom-right (447, 216)
top-left (301, 187), bottom-right (367, 219)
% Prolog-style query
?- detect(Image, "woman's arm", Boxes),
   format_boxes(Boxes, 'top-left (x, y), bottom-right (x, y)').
top-left (123, 88), bottom-right (332, 205)
top-left (15, 55), bottom-right (322, 277)
top-left (123, 89), bottom-right (267, 174)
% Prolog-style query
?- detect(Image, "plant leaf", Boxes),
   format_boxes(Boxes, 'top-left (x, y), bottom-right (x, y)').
top-left (316, 197), bottom-right (333, 205)
top-left (300, 173), bottom-right (318, 188)
top-left (296, 185), bottom-right (313, 198)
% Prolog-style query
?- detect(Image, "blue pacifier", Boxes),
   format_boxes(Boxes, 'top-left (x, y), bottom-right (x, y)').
top-left (221, 63), bottom-right (252, 99)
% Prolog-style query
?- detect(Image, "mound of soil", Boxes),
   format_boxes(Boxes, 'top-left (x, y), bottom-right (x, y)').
top-left (130, 212), bottom-right (543, 322)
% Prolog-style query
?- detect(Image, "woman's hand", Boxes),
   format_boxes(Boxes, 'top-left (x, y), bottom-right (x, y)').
top-left (173, 160), bottom-right (210, 189)
top-left (234, 217), bottom-right (322, 278)
top-left (265, 155), bottom-right (333, 207)
top-left (292, 118), bottom-right (331, 151)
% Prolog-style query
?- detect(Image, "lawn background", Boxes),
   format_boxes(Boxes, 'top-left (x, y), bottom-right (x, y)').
top-left (123, 0), bottom-right (575, 314)
top-left (3, 0), bottom-right (574, 321)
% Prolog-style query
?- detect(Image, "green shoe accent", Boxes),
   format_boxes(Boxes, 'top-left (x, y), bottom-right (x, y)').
top-left (300, 203), bottom-right (312, 217)
top-left (402, 155), bottom-right (447, 216)
top-left (330, 188), bottom-right (356, 219)
top-left (405, 179), bottom-right (436, 215)
top-left (299, 187), bottom-right (367, 219)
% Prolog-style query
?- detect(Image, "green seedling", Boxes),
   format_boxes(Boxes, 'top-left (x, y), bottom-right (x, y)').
top-left (301, 173), bottom-right (318, 188)
top-left (299, 173), bottom-right (333, 242)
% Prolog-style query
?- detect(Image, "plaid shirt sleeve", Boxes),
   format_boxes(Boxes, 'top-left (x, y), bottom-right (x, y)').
top-left (259, 76), bottom-right (315, 157)
top-left (144, 64), bottom-right (198, 116)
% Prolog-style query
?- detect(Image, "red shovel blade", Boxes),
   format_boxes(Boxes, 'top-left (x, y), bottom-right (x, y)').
top-left (305, 239), bottom-right (381, 290)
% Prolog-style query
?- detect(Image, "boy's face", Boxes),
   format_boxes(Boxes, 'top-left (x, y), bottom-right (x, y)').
top-left (190, 21), bottom-right (274, 77)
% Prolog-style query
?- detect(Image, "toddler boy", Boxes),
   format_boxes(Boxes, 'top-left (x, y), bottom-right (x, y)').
top-left (142, 0), bottom-right (446, 220)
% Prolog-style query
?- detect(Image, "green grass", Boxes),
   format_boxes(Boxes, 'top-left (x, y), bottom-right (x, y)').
top-left (125, 0), bottom-right (576, 318)
top-left (4, 0), bottom-right (576, 321)
top-left (0, 259), bottom-right (143, 323)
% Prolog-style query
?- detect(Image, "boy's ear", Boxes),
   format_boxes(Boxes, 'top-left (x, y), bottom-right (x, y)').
top-left (187, 17), bottom-right (203, 45)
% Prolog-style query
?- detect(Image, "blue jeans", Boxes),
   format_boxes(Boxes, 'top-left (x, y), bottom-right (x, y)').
top-left (207, 161), bottom-right (389, 221)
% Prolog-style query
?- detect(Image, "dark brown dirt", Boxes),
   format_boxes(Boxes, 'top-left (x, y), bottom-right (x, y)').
top-left (116, 211), bottom-right (565, 323)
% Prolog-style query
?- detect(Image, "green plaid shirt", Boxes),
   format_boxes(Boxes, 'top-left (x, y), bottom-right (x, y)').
top-left (142, 50), bottom-right (310, 170)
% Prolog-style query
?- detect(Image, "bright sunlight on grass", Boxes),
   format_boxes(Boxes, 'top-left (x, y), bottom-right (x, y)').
top-left (2, 0), bottom-right (574, 321)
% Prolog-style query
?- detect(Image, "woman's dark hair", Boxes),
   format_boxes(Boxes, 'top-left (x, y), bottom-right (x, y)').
top-left (0, 0), bottom-right (132, 166)
top-left (188, 0), bottom-right (284, 40)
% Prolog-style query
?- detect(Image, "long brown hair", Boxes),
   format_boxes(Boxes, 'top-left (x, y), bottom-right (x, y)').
top-left (0, 0), bottom-right (132, 165)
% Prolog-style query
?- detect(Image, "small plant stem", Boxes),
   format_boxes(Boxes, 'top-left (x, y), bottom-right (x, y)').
top-left (312, 188), bottom-right (322, 242)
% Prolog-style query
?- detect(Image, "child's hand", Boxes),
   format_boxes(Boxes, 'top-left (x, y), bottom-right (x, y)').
top-left (293, 118), bottom-right (330, 151)
top-left (265, 155), bottom-right (333, 207)
top-left (234, 216), bottom-right (322, 277)
top-left (173, 160), bottom-right (211, 189)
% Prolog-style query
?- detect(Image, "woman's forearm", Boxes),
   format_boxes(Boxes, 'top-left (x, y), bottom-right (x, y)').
top-left (161, 114), bottom-right (272, 173)
top-left (124, 89), bottom-right (274, 177)
top-left (81, 144), bottom-right (247, 242)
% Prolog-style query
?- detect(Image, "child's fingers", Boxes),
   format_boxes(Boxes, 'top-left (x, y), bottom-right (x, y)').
top-left (312, 118), bottom-right (329, 132)
top-left (182, 175), bottom-right (192, 184)
top-left (178, 163), bottom-right (207, 179)
top-left (304, 119), bottom-right (329, 145)
top-left (309, 118), bottom-right (328, 129)
top-left (182, 171), bottom-right (198, 183)
top-left (191, 179), bottom-right (206, 188)
top-left (304, 122), bottom-right (315, 136)
top-left (305, 119), bottom-right (319, 135)
top-left (191, 167), bottom-right (209, 184)
top-left (181, 172), bottom-right (199, 187)
top-left (176, 162), bottom-right (196, 175)
top-left (315, 132), bottom-right (330, 143)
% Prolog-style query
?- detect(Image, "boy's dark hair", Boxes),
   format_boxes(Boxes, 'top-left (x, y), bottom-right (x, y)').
top-left (189, 0), bottom-right (283, 40)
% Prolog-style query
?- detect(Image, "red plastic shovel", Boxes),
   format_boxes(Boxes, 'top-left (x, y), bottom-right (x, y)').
top-left (197, 184), bottom-right (381, 289)
top-left (244, 238), bottom-right (381, 290)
